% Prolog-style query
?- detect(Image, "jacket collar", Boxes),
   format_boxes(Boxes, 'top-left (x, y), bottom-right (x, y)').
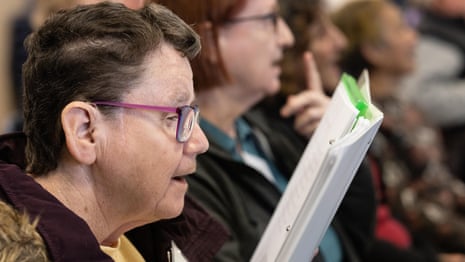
top-left (0, 132), bottom-right (113, 261)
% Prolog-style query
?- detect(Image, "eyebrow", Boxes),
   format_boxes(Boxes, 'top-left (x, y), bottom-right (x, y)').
top-left (166, 88), bottom-right (193, 107)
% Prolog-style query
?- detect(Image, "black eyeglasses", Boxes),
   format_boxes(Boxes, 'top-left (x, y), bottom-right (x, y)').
top-left (225, 11), bottom-right (279, 30)
top-left (92, 101), bottom-right (199, 143)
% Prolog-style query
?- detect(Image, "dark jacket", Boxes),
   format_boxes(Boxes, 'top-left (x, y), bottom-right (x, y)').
top-left (187, 105), bottom-right (377, 261)
top-left (0, 132), bottom-right (228, 262)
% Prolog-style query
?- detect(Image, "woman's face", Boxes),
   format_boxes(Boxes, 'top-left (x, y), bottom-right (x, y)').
top-left (431, 0), bottom-right (465, 17)
top-left (368, 2), bottom-right (417, 75)
top-left (98, 44), bottom-right (209, 225)
top-left (218, 0), bottom-right (294, 103)
top-left (308, 14), bottom-right (348, 93)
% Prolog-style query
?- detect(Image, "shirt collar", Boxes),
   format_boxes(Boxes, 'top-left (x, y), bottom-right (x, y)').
top-left (199, 117), bottom-right (253, 157)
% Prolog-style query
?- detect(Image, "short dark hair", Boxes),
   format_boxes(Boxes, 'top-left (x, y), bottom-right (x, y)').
top-left (22, 2), bottom-right (200, 175)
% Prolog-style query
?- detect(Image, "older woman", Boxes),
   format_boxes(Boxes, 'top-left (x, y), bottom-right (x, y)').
top-left (0, 2), bottom-right (226, 261)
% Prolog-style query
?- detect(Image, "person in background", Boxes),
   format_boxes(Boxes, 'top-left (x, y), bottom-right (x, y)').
top-left (0, 201), bottom-right (49, 262)
top-left (279, 0), bottom-right (348, 97)
top-left (397, 0), bottom-right (465, 181)
top-left (29, 0), bottom-right (147, 31)
top-left (140, 0), bottom-right (374, 261)
top-left (0, 2), bottom-right (227, 261)
top-left (333, 0), bottom-right (465, 260)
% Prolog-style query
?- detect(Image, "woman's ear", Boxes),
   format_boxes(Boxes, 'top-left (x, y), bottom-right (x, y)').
top-left (61, 101), bottom-right (98, 165)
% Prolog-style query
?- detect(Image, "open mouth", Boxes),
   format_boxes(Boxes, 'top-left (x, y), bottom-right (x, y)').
top-left (172, 174), bottom-right (189, 182)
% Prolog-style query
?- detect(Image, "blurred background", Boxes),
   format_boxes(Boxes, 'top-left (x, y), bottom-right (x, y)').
top-left (0, 0), bottom-right (355, 133)
top-left (0, 0), bottom-right (27, 133)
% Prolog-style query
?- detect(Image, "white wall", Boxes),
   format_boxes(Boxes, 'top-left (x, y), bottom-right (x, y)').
top-left (0, 0), bottom-right (27, 133)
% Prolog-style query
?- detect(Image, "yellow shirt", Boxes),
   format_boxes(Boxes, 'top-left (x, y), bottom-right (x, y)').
top-left (100, 235), bottom-right (145, 262)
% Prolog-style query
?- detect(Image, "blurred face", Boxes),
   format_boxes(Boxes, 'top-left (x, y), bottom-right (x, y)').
top-left (431, 0), bottom-right (465, 17)
top-left (308, 14), bottom-right (348, 92)
top-left (369, 3), bottom-right (417, 75)
top-left (218, 0), bottom-right (294, 102)
top-left (98, 43), bottom-right (209, 224)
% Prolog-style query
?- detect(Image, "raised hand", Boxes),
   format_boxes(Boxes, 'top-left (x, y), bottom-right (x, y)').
top-left (280, 52), bottom-right (330, 138)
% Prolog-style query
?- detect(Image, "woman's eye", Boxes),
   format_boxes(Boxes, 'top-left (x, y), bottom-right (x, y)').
top-left (165, 115), bottom-right (179, 130)
top-left (167, 115), bottom-right (179, 122)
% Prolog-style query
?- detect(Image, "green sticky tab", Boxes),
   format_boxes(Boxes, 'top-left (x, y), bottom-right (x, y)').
top-left (342, 73), bottom-right (369, 118)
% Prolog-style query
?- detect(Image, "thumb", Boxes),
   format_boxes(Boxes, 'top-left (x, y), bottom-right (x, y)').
top-left (303, 51), bottom-right (323, 93)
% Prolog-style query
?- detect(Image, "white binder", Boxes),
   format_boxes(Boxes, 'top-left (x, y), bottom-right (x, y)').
top-left (251, 70), bottom-right (383, 262)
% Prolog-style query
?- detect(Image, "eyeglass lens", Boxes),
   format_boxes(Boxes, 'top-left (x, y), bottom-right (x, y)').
top-left (177, 106), bottom-right (198, 142)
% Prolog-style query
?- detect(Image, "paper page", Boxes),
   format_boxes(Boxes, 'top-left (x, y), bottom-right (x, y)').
top-left (358, 70), bottom-right (371, 104)
top-left (168, 241), bottom-right (188, 262)
top-left (276, 117), bottom-right (381, 261)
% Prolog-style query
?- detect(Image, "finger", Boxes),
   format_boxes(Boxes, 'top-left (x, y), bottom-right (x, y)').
top-left (294, 106), bottom-right (325, 131)
top-left (297, 122), bottom-right (320, 138)
top-left (303, 51), bottom-right (323, 92)
top-left (280, 91), bottom-right (319, 117)
top-left (294, 116), bottom-right (321, 139)
top-left (281, 90), bottom-right (329, 117)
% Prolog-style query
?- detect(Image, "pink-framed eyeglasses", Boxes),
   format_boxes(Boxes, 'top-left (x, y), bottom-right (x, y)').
top-left (92, 101), bottom-right (199, 143)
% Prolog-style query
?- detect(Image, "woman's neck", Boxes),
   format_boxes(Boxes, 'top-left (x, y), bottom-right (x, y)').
top-left (369, 70), bottom-right (401, 101)
top-left (34, 166), bottom-right (128, 246)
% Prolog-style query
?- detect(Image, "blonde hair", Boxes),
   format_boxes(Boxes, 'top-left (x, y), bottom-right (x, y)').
top-left (0, 201), bottom-right (49, 262)
top-left (332, 0), bottom-right (387, 77)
